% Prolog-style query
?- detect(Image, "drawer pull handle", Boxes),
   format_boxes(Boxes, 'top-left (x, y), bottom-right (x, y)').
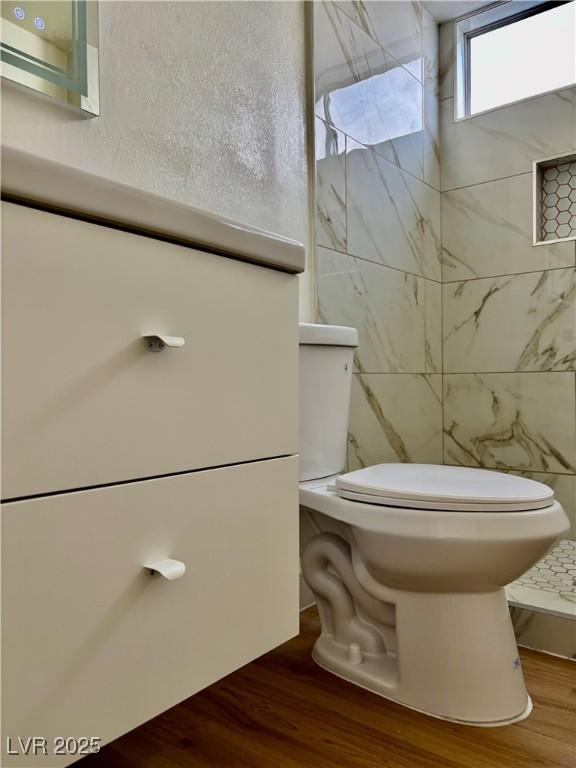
top-left (144, 558), bottom-right (186, 581)
top-left (143, 335), bottom-right (186, 353)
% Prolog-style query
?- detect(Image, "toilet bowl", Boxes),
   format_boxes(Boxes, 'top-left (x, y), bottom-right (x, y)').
top-left (298, 324), bottom-right (569, 726)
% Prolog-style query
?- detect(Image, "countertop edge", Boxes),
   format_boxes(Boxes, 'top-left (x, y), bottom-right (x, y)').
top-left (0, 147), bottom-right (306, 274)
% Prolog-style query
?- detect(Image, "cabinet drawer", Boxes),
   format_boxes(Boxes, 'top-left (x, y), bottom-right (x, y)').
top-left (1, 456), bottom-right (299, 766)
top-left (1, 202), bottom-right (298, 498)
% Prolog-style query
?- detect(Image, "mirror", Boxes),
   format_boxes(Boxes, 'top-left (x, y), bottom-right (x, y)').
top-left (1, 0), bottom-right (99, 116)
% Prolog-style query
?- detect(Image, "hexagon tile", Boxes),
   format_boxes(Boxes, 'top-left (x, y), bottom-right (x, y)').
top-left (514, 539), bottom-right (576, 595)
top-left (507, 539), bottom-right (576, 620)
top-left (541, 160), bottom-right (576, 241)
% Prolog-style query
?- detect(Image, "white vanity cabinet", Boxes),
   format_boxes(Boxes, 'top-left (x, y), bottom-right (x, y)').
top-left (1, 158), bottom-right (303, 766)
top-left (2, 202), bottom-right (298, 499)
top-left (2, 457), bottom-right (299, 764)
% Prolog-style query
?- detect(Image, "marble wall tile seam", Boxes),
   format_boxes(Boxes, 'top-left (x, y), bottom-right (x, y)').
top-left (452, 86), bottom-right (576, 126)
top-left (333, 2), bottom-right (439, 102)
top-left (439, 164), bottom-right (445, 374)
top-left (315, 241), bottom-right (347, 257)
top-left (321, 123), bottom-right (441, 195)
top-left (345, 137), bottom-right (442, 280)
top-left (442, 260), bottom-right (576, 286)
top-left (423, 84), bottom-right (439, 99)
top-left (315, 117), bottom-right (347, 253)
top-left (505, 468), bottom-right (576, 479)
top-left (423, 89), bottom-right (441, 191)
top-left (440, 370), bottom-right (576, 376)
top-left (422, 8), bottom-right (439, 99)
top-left (330, 0), bottom-right (425, 89)
top-left (422, 78), bottom-right (439, 99)
top-left (440, 246), bottom-right (446, 463)
top-left (349, 370), bottom-right (443, 469)
top-left (315, 2), bottom-right (414, 159)
top-left (440, 90), bottom-right (576, 192)
top-left (315, 3), bottom-right (439, 190)
top-left (350, 370), bottom-right (442, 376)
top-left (317, 246), bottom-right (441, 374)
top-left (438, 80), bottom-right (453, 102)
top-left (439, 119), bottom-right (446, 448)
top-left (441, 168), bottom-right (538, 195)
top-left (441, 168), bottom-right (532, 194)
top-left (344, 128), bottom-right (348, 252)
top-left (443, 368), bottom-right (576, 376)
top-left (442, 461), bottom-right (576, 479)
top-left (440, 171), bottom-right (576, 282)
top-left (443, 371), bottom-right (576, 475)
top-left (338, 245), bottom-right (443, 285)
top-left (438, 20), bottom-right (454, 102)
top-left (315, 1), bottom-right (426, 113)
top-left (425, 279), bottom-right (443, 374)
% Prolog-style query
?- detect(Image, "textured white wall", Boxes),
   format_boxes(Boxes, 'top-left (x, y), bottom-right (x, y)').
top-left (1, 1), bottom-right (308, 244)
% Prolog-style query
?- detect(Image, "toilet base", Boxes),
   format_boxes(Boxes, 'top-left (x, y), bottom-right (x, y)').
top-left (302, 532), bottom-right (533, 727)
top-left (311, 643), bottom-right (533, 727)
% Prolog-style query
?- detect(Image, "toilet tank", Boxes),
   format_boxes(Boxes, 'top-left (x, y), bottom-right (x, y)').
top-left (299, 323), bottom-right (358, 481)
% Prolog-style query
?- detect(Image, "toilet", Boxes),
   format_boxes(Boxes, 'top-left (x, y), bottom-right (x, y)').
top-left (299, 323), bottom-right (569, 726)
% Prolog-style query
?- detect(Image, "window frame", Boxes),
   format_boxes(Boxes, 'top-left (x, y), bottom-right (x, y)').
top-left (454, 0), bottom-right (575, 121)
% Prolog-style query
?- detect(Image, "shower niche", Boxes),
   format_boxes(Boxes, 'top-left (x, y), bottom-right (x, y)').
top-left (533, 152), bottom-right (576, 246)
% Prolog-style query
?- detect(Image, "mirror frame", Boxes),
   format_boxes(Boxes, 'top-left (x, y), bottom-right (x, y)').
top-left (1, 0), bottom-right (100, 117)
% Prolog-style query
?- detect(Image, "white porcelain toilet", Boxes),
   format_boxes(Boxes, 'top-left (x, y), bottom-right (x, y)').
top-left (299, 323), bottom-right (569, 727)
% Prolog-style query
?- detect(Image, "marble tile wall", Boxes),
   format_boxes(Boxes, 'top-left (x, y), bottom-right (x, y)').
top-left (315, 117), bottom-right (346, 252)
top-left (348, 373), bottom-right (443, 470)
top-left (443, 372), bottom-right (576, 474)
top-left (313, 5), bottom-right (576, 538)
top-left (314, 1), bottom-right (440, 192)
top-left (441, 173), bottom-right (575, 281)
top-left (314, 1), bottom-right (443, 471)
top-left (346, 138), bottom-right (441, 280)
top-left (439, 18), bottom-right (576, 538)
top-left (440, 89), bottom-right (576, 192)
top-left (443, 269), bottom-right (576, 373)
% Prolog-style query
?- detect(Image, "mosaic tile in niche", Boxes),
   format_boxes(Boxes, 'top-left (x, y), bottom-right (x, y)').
top-left (541, 160), bottom-right (576, 241)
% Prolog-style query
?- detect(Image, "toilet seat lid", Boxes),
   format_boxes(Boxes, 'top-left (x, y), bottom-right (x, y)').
top-left (336, 464), bottom-right (555, 511)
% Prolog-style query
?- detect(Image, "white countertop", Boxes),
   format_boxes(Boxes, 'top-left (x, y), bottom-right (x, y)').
top-left (1, 147), bottom-right (306, 274)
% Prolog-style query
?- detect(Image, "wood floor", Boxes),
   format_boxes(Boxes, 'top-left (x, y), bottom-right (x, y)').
top-left (84, 607), bottom-right (575, 768)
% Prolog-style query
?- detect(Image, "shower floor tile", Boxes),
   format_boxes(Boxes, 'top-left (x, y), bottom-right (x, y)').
top-left (507, 539), bottom-right (576, 620)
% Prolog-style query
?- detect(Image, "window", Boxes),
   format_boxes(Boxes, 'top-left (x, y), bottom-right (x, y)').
top-left (455, 1), bottom-right (576, 119)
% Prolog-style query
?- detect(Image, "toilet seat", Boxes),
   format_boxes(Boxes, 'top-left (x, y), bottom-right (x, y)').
top-left (336, 464), bottom-right (554, 512)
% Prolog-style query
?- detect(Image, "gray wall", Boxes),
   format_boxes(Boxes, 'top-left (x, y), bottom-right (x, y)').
top-left (1, 1), bottom-right (309, 244)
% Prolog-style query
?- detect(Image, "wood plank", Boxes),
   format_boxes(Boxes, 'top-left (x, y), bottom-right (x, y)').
top-left (82, 607), bottom-right (576, 768)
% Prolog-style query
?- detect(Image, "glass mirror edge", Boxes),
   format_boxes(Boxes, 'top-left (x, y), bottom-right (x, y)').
top-left (0, 0), bottom-right (99, 117)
